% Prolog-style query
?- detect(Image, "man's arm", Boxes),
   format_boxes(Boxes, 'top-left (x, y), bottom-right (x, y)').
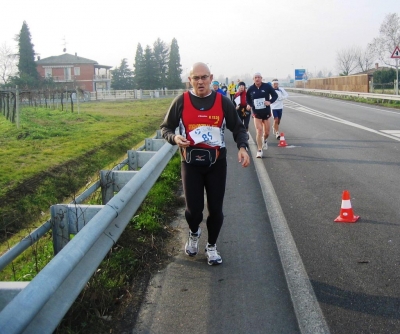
top-left (268, 85), bottom-right (278, 104)
top-left (160, 95), bottom-right (183, 145)
top-left (281, 87), bottom-right (289, 99)
top-left (246, 88), bottom-right (253, 109)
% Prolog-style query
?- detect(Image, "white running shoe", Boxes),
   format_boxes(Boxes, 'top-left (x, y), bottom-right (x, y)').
top-left (185, 227), bottom-right (201, 256)
top-left (276, 132), bottom-right (280, 140)
top-left (262, 140), bottom-right (268, 150)
top-left (256, 150), bottom-right (263, 158)
top-left (205, 243), bottom-right (222, 265)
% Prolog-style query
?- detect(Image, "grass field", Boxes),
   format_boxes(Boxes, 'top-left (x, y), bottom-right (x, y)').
top-left (0, 98), bottom-right (176, 236)
top-left (0, 99), bottom-right (173, 196)
top-left (0, 98), bottom-right (186, 333)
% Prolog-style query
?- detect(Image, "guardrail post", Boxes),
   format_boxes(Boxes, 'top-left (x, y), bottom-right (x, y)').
top-left (127, 150), bottom-right (138, 170)
top-left (145, 138), bottom-right (165, 151)
top-left (51, 205), bottom-right (69, 254)
top-left (0, 282), bottom-right (29, 312)
top-left (51, 204), bottom-right (104, 253)
top-left (100, 170), bottom-right (114, 204)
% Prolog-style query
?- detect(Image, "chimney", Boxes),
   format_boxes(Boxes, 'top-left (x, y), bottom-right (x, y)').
top-left (375, 63), bottom-right (379, 69)
top-left (37, 56), bottom-right (40, 60)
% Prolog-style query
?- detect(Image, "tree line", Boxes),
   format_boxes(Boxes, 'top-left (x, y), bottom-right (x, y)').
top-left (111, 38), bottom-right (184, 90)
top-left (0, 21), bottom-right (184, 90)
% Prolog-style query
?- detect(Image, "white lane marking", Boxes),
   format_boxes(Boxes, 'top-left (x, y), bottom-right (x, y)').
top-left (381, 130), bottom-right (400, 138)
top-left (284, 100), bottom-right (400, 142)
top-left (248, 133), bottom-right (330, 334)
top-left (289, 95), bottom-right (400, 115)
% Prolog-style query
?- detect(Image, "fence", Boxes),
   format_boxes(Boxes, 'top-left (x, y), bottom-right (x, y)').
top-left (0, 87), bottom-right (185, 127)
top-left (296, 74), bottom-right (370, 92)
top-left (0, 131), bottom-right (178, 333)
top-left (89, 89), bottom-right (185, 101)
top-left (371, 82), bottom-right (400, 94)
top-left (0, 88), bottom-right (17, 123)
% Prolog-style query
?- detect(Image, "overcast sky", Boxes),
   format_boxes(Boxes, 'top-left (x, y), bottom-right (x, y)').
top-left (2, 0), bottom-right (400, 83)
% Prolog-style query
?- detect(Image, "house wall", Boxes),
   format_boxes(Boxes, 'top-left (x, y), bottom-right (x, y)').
top-left (296, 74), bottom-right (370, 93)
top-left (78, 64), bottom-right (95, 91)
top-left (37, 63), bottom-right (95, 92)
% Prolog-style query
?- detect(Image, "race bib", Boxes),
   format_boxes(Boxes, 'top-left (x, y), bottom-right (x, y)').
top-left (189, 126), bottom-right (222, 146)
top-left (254, 98), bottom-right (266, 110)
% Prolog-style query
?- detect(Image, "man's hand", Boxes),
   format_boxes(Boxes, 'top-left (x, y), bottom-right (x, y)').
top-left (174, 135), bottom-right (190, 147)
top-left (238, 147), bottom-right (250, 167)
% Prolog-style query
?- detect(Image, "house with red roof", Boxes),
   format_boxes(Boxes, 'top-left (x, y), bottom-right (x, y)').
top-left (36, 53), bottom-right (112, 92)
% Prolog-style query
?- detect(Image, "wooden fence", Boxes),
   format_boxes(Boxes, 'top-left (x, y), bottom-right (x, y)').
top-left (296, 74), bottom-right (370, 93)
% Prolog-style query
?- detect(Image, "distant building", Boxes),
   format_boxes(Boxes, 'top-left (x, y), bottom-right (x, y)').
top-left (353, 63), bottom-right (392, 76)
top-left (36, 53), bottom-right (112, 92)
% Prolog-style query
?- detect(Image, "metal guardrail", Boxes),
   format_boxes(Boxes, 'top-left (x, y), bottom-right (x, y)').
top-left (286, 87), bottom-right (400, 101)
top-left (0, 134), bottom-right (178, 333)
top-left (0, 135), bottom-right (155, 272)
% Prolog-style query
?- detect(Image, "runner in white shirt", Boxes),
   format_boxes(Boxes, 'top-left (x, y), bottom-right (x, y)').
top-left (270, 79), bottom-right (289, 140)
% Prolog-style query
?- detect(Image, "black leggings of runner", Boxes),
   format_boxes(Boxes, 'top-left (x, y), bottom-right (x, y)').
top-left (181, 158), bottom-right (227, 245)
top-left (240, 114), bottom-right (251, 130)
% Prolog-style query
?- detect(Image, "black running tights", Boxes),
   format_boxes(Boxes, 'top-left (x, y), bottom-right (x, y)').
top-left (181, 158), bottom-right (227, 245)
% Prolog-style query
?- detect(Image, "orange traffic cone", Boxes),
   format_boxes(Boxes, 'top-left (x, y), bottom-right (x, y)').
top-left (334, 190), bottom-right (360, 223)
top-left (278, 132), bottom-right (288, 147)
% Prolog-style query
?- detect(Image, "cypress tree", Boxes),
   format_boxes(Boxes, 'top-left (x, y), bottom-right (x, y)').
top-left (142, 45), bottom-right (158, 89)
top-left (16, 21), bottom-right (39, 87)
top-left (166, 38), bottom-right (183, 89)
top-left (153, 38), bottom-right (168, 89)
top-left (111, 58), bottom-right (134, 90)
top-left (133, 43), bottom-right (146, 89)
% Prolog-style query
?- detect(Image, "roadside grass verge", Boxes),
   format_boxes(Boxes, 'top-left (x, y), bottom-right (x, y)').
top-left (0, 98), bottom-right (174, 239)
top-left (0, 98), bottom-right (185, 332)
top-left (54, 153), bottom-right (183, 333)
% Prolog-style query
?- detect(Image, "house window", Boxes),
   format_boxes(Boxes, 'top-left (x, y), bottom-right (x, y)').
top-left (45, 68), bottom-right (52, 78)
top-left (74, 67), bottom-right (80, 76)
top-left (64, 68), bottom-right (71, 80)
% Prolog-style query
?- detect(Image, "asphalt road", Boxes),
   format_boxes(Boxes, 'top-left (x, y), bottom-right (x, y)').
top-left (263, 93), bottom-right (400, 334)
top-left (132, 93), bottom-right (400, 334)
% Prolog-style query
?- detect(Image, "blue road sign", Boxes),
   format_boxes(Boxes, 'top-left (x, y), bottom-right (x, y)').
top-left (295, 69), bottom-right (306, 81)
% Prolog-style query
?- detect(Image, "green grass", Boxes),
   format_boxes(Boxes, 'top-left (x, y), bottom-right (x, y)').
top-left (0, 98), bottom-right (174, 237)
top-left (0, 99), bottom-right (172, 196)
top-left (0, 99), bottom-right (184, 333)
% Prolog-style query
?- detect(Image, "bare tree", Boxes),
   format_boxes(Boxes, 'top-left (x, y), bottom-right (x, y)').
top-left (336, 46), bottom-right (359, 75)
top-left (316, 67), bottom-right (333, 78)
top-left (0, 42), bottom-right (17, 84)
top-left (355, 45), bottom-right (376, 72)
top-left (369, 13), bottom-right (400, 67)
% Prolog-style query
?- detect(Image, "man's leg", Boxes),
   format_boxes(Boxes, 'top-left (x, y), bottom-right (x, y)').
top-left (204, 159), bottom-right (226, 265)
top-left (181, 162), bottom-right (205, 232)
top-left (263, 118), bottom-right (270, 141)
top-left (253, 117), bottom-right (264, 151)
top-left (181, 162), bottom-right (207, 256)
top-left (274, 117), bottom-right (279, 133)
top-left (274, 109), bottom-right (282, 139)
top-left (204, 159), bottom-right (227, 245)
